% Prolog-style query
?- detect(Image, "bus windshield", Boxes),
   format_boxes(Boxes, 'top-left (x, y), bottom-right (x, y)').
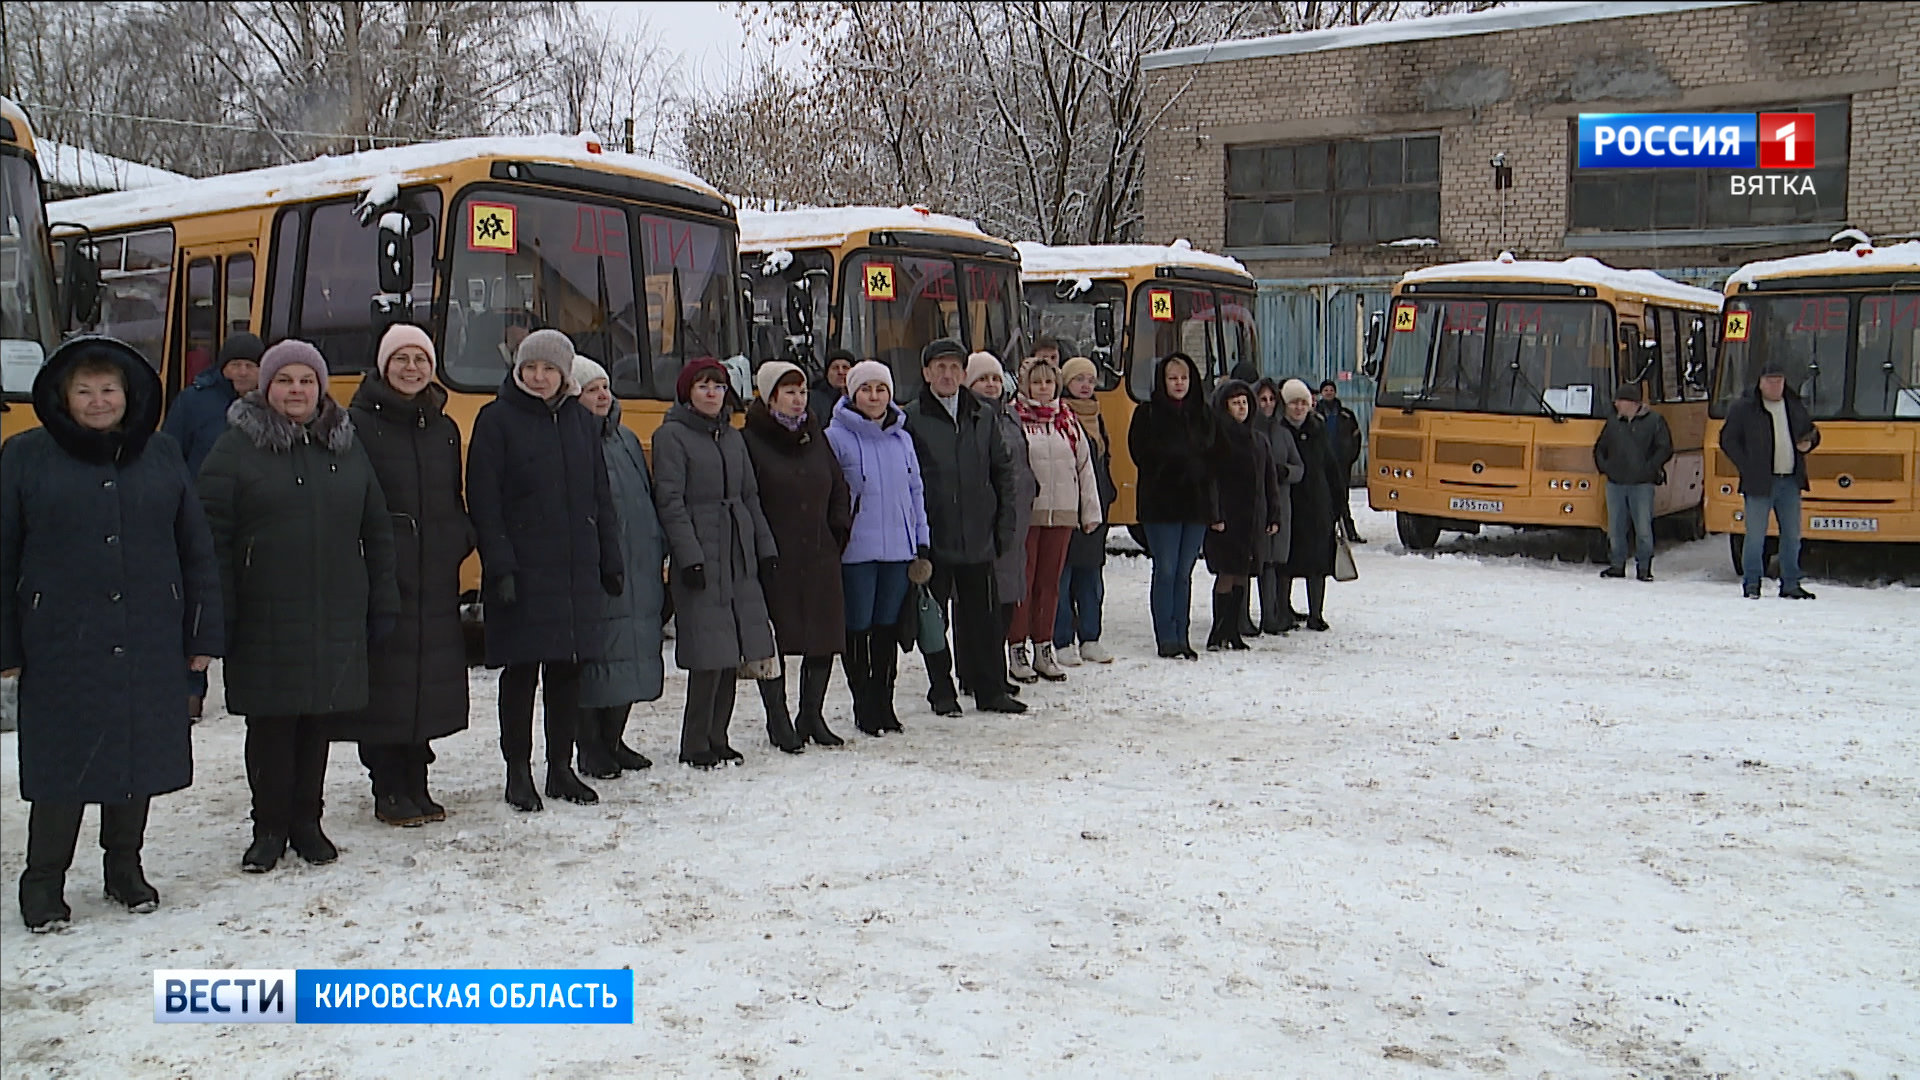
top-left (1129, 283), bottom-right (1225, 401)
top-left (1857, 292), bottom-right (1920, 419)
top-left (1378, 297), bottom-right (1614, 419)
top-left (1713, 294), bottom-right (1854, 419)
top-left (442, 191), bottom-right (740, 399)
top-left (1024, 278), bottom-right (1126, 388)
top-left (1, 151), bottom-right (59, 394)
top-left (961, 259), bottom-right (1024, 361)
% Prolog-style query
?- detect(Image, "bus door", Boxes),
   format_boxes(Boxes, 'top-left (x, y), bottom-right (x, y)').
top-left (174, 242), bottom-right (258, 401)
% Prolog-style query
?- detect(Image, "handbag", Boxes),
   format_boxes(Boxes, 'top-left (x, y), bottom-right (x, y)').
top-left (1332, 532), bottom-right (1359, 583)
top-left (896, 582), bottom-right (948, 655)
top-left (737, 655), bottom-right (781, 681)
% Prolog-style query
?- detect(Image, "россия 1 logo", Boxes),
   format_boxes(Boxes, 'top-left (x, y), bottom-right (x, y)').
top-left (1578, 112), bottom-right (1817, 196)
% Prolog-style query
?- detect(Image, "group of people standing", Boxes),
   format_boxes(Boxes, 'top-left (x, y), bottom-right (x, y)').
top-left (2, 320), bottom-right (1350, 933)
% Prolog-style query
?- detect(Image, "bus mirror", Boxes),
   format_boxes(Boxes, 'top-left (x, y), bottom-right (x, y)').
top-left (1685, 320), bottom-right (1711, 391)
top-left (1092, 302), bottom-right (1115, 349)
top-left (785, 279), bottom-right (814, 339)
top-left (1364, 311), bottom-right (1384, 365)
top-left (375, 212), bottom-right (412, 296)
top-left (61, 240), bottom-right (102, 328)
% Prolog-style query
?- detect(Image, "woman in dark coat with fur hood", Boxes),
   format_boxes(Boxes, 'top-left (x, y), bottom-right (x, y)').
top-left (742, 361), bottom-right (851, 754)
top-left (332, 324), bottom-right (473, 828)
top-left (1274, 378), bottom-right (1347, 632)
top-left (467, 329), bottom-right (623, 813)
top-left (2, 337), bottom-right (222, 931)
top-left (1203, 379), bottom-right (1283, 651)
top-left (1127, 352), bottom-right (1220, 659)
top-left (198, 340), bottom-right (399, 873)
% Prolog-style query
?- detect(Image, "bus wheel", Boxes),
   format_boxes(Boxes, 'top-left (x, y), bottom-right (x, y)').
top-left (1585, 529), bottom-right (1612, 564)
top-left (1728, 533), bottom-right (1780, 576)
top-left (1396, 512), bottom-right (1441, 551)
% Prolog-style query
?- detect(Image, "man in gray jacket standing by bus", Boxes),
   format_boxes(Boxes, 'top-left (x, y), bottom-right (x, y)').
top-left (1593, 383), bottom-right (1672, 581)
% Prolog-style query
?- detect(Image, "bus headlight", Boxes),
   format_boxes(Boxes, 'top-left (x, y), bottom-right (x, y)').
top-left (1720, 484), bottom-right (1733, 496)
top-left (1562, 503), bottom-right (1575, 514)
top-left (1548, 479), bottom-right (1559, 489)
top-left (1733, 510), bottom-right (1744, 522)
top-left (1578, 480), bottom-right (1591, 490)
top-left (1388, 490), bottom-right (1399, 500)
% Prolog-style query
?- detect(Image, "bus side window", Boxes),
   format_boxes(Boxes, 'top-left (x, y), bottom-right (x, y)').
top-left (1657, 307), bottom-right (1683, 402)
top-left (265, 208), bottom-right (298, 342)
top-left (287, 190), bottom-right (440, 372)
top-left (225, 252), bottom-right (255, 335)
top-left (182, 258), bottom-right (218, 385)
top-left (86, 228), bottom-right (171, 372)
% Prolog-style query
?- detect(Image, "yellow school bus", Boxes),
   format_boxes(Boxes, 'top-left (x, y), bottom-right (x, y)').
top-left (1362, 255), bottom-right (1723, 554)
top-left (741, 206), bottom-right (1026, 396)
top-left (1708, 241), bottom-right (1920, 568)
top-left (47, 134), bottom-right (742, 596)
top-left (1017, 241), bottom-right (1258, 526)
top-left (48, 133), bottom-right (742, 445)
top-left (0, 96), bottom-right (65, 441)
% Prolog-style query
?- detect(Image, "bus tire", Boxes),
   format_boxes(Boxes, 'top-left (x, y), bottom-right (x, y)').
top-left (1396, 512), bottom-right (1441, 551)
top-left (1728, 532), bottom-right (1780, 577)
top-left (1585, 529), bottom-right (1612, 564)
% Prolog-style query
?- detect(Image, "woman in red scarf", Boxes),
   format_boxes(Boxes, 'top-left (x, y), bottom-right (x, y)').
top-left (1005, 357), bottom-right (1103, 682)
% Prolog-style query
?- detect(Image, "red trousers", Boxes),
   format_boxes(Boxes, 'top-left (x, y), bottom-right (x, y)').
top-left (1008, 526), bottom-right (1072, 644)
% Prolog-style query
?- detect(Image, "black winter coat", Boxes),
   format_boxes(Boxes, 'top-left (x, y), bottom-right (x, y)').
top-left (1592, 407), bottom-right (1675, 487)
top-left (160, 366), bottom-right (237, 476)
top-left (329, 377), bottom-right (474, 744)
top-left (198, 394), bottom-right (399, 717)
top-left (1316, 396), bottom-right (1363, 469)
top-left (905, 387), bottom-right (1016, 566)
top-left (2, 339), bottom-right (222, 804)
top-left (467, 378), bottom-right (620, 667)
top-left (1278, 410), bottom-right (1345, 579)
top-left (742, 401), bottom-right (852, 657)
top-left (1718, 385), bottom-right (1821, 495)
top-left (1203, 382), bottom-right (1285, 578)
top-left (1129, 357), bottom-right (1221, 525)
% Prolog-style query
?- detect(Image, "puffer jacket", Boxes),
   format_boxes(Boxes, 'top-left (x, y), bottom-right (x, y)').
top-left (827, 396), bottom-right (929, 564)
top-left (1014, 397), bottom-right (1102, 529)
top-left (197, 394), bottom-right (399, 717)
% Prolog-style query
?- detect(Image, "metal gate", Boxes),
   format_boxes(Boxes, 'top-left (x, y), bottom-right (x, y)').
top-left (1255, 277), bottom-right (1396, 481)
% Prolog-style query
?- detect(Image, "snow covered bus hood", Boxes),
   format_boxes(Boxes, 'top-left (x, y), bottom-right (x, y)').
top-left (1016, 240), bottom-right (1251, 285)
top-left (1725, 241), bottom-right (1920, 289)
top-left (739, 205), bottom-right (1004, 253)
top-left (48, 134), bottom-right (726, 232)
top-left (1399, 254), bottom-right (1722, 308)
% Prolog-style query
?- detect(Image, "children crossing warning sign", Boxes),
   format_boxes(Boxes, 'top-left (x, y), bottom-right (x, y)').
top-left (863, 263), bottom-right (896, 302)
top-left (469, 203), bottom-right (517, 252)
top-left (1393, 303), bottom-right (1418, 332)
top-left (1724, 310), bottom-right (1750, 342)
top-left (1148, 289), bottom-right (1173, 322)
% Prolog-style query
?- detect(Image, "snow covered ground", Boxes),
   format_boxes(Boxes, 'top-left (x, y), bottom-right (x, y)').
top-left (4, 495), bottom-right (1917, 1078)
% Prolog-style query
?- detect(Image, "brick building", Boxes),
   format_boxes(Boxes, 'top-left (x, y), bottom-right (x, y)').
top-left (1140, 0), bottom-right (1920, 433)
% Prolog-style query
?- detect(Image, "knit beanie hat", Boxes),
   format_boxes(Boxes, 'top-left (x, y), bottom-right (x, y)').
top-left (845, 359), bottom-right (893, 398)
top-left (1059, 356), bottom-right (1098, 388)
top-left (258, 339), bottom-right (329, 396)
top-left (375, 323), bottom-right (434, 382)
top-left (573, 355), bottom-right (610, 393)
top-left (514, 328), bottom-right (578, 398)
top-left (921, 338), bottom-right (967, 368)
top-left (755, 360), bottom-right (806, 404)
top-left (1280, 378), bottom-right (1314, 405)
top-left (965, 351), bottom-right (1006, 389)
top-left (218, 332), bottom-right (265, 366)
top-left (675, 356), bottom-right (731, 404)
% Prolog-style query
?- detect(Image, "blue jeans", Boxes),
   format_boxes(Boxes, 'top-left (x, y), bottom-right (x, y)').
top-left (1743, 478), bottom-right (1804, 592)
top-left (1053, 564), bottom-right (1105, 647)
top-left (842, 561), bottom-right (911, 632)
top-left (1142, 521), bottom-right (1207, 648)
top-left (1604, 482), bottom-right (1655, 572)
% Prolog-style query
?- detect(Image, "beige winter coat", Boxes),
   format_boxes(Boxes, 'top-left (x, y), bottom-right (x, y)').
top-left (1017, 403), bottom-right (1104, 529)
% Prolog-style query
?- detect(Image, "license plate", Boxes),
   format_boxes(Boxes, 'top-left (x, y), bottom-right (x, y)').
top-left (1809, 516), bottom-right (1878, 533)
top-left (1449, 497), bottom-right (1504, 513)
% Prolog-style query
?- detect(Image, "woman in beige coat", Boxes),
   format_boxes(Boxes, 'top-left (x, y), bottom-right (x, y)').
top-left (1005, 357), bottom-right (1102, 682)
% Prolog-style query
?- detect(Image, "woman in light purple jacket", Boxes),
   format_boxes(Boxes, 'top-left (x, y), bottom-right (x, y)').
top-left (825, 361), bottom-right (930, 735)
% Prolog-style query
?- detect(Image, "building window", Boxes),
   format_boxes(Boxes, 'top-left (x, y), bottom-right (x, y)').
top-left (1226, 134), bottom-right (1440, 247)
top-left (1569, 101), bottom-right (1849, 233)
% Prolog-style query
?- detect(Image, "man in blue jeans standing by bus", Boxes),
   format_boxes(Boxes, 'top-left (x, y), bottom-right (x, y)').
top-left (1593, 383), bottom-right (1672, 581)
top-left (1718, 360), bottom-right (1821, 599)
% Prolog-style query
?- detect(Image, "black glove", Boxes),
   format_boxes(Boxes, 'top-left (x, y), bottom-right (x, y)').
top-left (758, 556), bottom-right (778, 580)
top-left (368, 613), bottom-right (397, 645)
top-left (680, 564), bottom-right (706, 591)
top-left (494, 573), bottom-right (517, 606)
top-left (602, 571), bottom-right (625, 597)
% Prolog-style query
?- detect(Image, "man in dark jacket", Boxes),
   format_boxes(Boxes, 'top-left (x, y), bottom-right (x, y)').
top-left (1718, 360), bottom-right (1821, 599)
top-left (1317, 380), bottom-right (1365, 542)
top-left (162, 333), bottom-right (263, 477)
top-left (1592, 384), bottom-right (1673, 581)
top-left (905, 338), bottom-right (1024, 715)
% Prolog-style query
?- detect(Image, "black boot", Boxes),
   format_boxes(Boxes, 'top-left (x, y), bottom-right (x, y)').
top-left (603, 705), bottom-right (652, 770)
top-left (1257, 569), bottom-right (1287, 635)
top-left (412, 751), bottom-right (446, 821)
top-left (574, 707), bottom-right (622, 779)
top-left (102, 800), bottom-right (160, 913)
top-left (1206, 587), bottom-right (1230, 652)
top-left (1226, 587), bottom-right (1252, 650)
top-left (289, 812), bottom-right (338, 865)
top-left (923, 641), bottom-right (962, 717)
top-left (1272, 575), bottom-right (1299, 633)
top-left (1238, 584), bottom-right (1261, 639)
top-left (1305, 576), bottom-right (1330, 632)
top-left (241, 823), bottom-right (288, 874)
top-left (21, 803), bottom-right (82, 931)
top-left (504, 761), bottom-right (543, 812)
top-left (545, 764), bottom-right (600, 804)
top-left (870, 622), bottom-right (903, 733)
top-left (758, 670), bottom-right (806, 754)
top-left (845, 630), bottom-right (883, 735)
top-left (796, 656), bottom-right (843, 746)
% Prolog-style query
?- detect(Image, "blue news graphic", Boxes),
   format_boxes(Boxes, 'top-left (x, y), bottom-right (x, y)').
top-left (155, 969), bottom-right (634, 1024)
top-left (1578, 113), bottom-right (1758, 169)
